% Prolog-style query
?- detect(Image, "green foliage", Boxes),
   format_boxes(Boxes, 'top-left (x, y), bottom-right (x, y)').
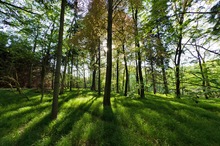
top-left (1, 89), bottom-right (220, 145)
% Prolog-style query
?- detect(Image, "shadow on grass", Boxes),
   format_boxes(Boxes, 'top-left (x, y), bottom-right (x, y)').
top-left (113, 96), bottom-right (220, 145)
top-left (100, 105), bottom-right (125, 146)
top-left (15, 95), bottom-right (99, 145)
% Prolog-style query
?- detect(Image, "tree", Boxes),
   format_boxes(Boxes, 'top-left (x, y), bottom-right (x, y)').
top-left (51, 0), bottom-right (66, 120)
top-left (130, 0), bottom-right (145, 98)
top-left (173, 0), bottom-right (193, 98)
top-left (103, 0), bottom-right (113, 106)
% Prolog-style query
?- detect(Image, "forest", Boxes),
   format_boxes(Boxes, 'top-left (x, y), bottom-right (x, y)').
top-left (0, 0), bottom-right (220, 145)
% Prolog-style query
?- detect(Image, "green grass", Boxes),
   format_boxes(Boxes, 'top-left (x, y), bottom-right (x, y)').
top-left (0, 89), bottom-right (220, 146)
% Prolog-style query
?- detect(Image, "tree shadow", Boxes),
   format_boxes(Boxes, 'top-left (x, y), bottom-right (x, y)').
top-left (102, 106), bottom-right (125, 146)
top-left (113, 96), bottom-right (220, 145)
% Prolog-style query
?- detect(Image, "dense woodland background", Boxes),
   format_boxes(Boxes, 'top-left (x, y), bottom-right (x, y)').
top-left (0, 0), bottom-right (220, 116)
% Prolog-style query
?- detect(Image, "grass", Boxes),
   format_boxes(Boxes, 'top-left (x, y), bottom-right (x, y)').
top-left (0, 88), bottom-right (220, 146)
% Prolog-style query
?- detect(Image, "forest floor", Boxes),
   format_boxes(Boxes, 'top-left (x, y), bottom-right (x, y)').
top-left (0, 88), bottom-right (220, 146)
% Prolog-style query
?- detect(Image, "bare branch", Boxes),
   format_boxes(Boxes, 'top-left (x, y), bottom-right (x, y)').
top-left (184, 44), bottom-right (220, 55)
top-left (112, 0), bottom-right (123, 11)
top-left (0, 0), bottom-right (40, 15)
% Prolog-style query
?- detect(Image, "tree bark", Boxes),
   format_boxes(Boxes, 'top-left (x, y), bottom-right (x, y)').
top-left (52, 0), bottom-right (65, 120)
top-left (135, 58), bottom-right (140, 95)
top-left (150, 57), bottom-right (156, 94)
top-left (123, 44), bottom-right (129, 96)
top-left (70, 52), bottom-right (74, 91)
top-left (91, 68), bottom-right (96, 91)
top-left (98, 41), bottom-right (101, 95)
top-left (104, 0), bottom-right (113, 107)
top-left (60, 56), bottom-right (67, 94)
top-left (134, 8), bottom-right (144, 98)
top-left (116, 49), bottom-right (119, 93)
top-left (161, 58), bottom-right (169, 95)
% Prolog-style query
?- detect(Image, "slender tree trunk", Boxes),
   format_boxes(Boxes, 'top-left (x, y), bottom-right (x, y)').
top-left (135, 58), bottom-right (140, 94)
top-left (161, 58), bottom-right (169, 95)
top-left (116, 50), bottom-right (119, 93)
top-left (134, 8), bottom-right (144, 98)
top-left (123, 44), bottom-right (129, 96)
top-left (51, 59), bottom-right (55, 90)
top-left (70, 53), bottom-right (73, 91)
top-left (76, 56), bottom-right (79, 89)
top-left (150, 58), bottom-right (156, 94)
top-left (144, 66), bottom-right (148, 92)
top-left (52, 0), bottom-right (65, 120)
top-left (60, 56), bottom-right (67, 94)
top-left (98, 41), bottom-right (101, 95)
top-left (83, 65), bottom-right (87, 89)
top-left (91, 69), bottom-right (96, 91)
top-left (104, 0), bottom-right (113, 107)
top-left (174, 0), bottom-right (190, 99)
top-left (40, 57), bottom-right (46, 102)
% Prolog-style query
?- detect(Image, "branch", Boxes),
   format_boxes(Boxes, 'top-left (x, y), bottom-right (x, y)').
top-left (0, 0), bottom-right (40, 15)
top-left (185, 44), bottom-right (220, 55)
top-left (185, 47), bottom-right (198, 59)
top-left (112, 0), bottom-right (123, 11)
top-left (184, 11), bottom-right (220, 15)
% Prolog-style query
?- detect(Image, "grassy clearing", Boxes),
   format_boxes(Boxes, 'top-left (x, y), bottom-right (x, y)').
top-left (0, 89), bottom-right (220, 146)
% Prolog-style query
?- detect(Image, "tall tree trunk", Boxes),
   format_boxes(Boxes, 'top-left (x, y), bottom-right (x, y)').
top-left (51, 59), bottom-right (55, 90)
top-left (161, 58), bottom-right (169, 95)
top-left (104, 0), bottom-right (113, 107)
top-left (116, 50), bottom-right (119, 93)
top-left (83, 65), bottom-right (87, 89)
top-left (40, 57), bottom-right (46, 102)
top-left (98, 41), bottom-right (101, 95)
top-left (70, 53), bottom-right (73, 91)
top-left (91, 69), bottom-right (96, 91)
top-left (150, 58), bottom-right (156, 94)
top-left (60, 56), bottom-right (67, 94)
top-left (135, 58), bottom-right (140, 95)
top-left (197, 48), bottom-right (210, 99)
top-left (52, 0), bottom-right (65, 120)
top-left (134, 8), bottom-right (144, 98)
top-left (76, 56), bottom-right (79, 89)
top-left (123, 44), bottom-right (129, 96)
top-left (174, 0), bottom-right (190, 98)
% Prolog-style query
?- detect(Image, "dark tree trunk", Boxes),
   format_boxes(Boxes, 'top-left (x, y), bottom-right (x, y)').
top-left (174, 1), bottom-right (190, 99)
top-left (123, 44), bottom-right (129, 96)
top-left (83, 66), bottom-right (87, 89)
top-left (196, 47), bottom-right (209, 99)
top-left (91, 69), bottom-right (96, 91)
top-left (98, 41), bottom-right (101, 95)
top-left (40, 57), bottom-right (46, 102)
top-left (60, 56), bottom-right (67, 94)
top-left (144, 67), bottom-right (148, 92)
top-left (150, 58), bottom-right (156, 94)
top-left (135, 58), bottom-right (140, 95)
top-left (51, 59), bottom-right (56, 90)
top-left (52, 0), bottom-right (65, 120)
top-left (116, 49), bottom-right (119, 93)
top-left (76, 56), bottom-right (79, 89)
top-left (104, 0), bottom-right (113, 107)
top-left (134, 8), bottom-right (144, 98)
top-left (175, 19), bottom-right (183, 99)
top-left (161, 58), bottom-right (169, 95)
top-left (70, 53), bottom-right (73, 91)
